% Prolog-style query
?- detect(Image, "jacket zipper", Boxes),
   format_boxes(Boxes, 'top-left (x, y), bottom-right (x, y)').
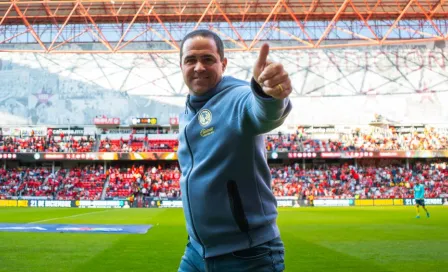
top-left (184, 98), bottom-right (206, 259)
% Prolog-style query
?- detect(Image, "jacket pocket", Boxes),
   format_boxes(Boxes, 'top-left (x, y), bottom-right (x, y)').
top-left (231, 244), bottom-right (271, 260)
top-left (227, 180), bottom-right (249, 233)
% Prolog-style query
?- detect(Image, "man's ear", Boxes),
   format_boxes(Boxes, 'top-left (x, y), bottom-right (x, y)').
top-left (222, 57), bottom-right (228, 72)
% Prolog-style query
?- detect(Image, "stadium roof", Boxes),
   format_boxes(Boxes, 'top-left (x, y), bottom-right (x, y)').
top-left (0, 0), bottom-right (447, 53)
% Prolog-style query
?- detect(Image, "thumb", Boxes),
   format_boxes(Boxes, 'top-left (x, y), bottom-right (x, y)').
top-left (255, 43), bottom-right (270, 69)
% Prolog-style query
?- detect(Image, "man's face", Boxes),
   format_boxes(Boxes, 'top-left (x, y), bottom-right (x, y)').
top-left (180, 36), bottom-right (227, 96)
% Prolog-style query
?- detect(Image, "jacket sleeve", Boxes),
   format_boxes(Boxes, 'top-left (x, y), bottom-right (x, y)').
top-left (242, 77), bottom-right (292, 135)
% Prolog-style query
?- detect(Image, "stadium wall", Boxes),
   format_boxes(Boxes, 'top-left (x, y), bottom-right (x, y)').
top-left (1, 41), bottom-right (448, 126)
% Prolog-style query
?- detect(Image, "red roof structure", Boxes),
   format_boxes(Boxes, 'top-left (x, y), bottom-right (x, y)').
top-left (0, 0), bottom-right (447, 53)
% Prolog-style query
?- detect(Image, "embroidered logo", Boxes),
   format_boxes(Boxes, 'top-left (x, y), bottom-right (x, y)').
top-left (198, 109), bottom-right (212, 127)
top-left (200, 127), bottom-right (214, 137)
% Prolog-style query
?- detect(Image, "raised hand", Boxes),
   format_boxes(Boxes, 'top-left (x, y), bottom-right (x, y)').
top-left (253, 43), bottom-right (292, 99)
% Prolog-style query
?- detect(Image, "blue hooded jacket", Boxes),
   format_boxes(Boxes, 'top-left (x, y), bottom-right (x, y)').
top-left (177, 75), bottom-right (292, 258)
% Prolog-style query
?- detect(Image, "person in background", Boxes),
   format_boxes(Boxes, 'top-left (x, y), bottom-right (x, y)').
top-left (414, 179), bottom-right (430, 219)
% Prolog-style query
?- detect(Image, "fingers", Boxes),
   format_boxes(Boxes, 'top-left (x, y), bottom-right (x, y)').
top-left (262, 78), bottom-right (292, 99)
top-left (255, 43), bottom-right (270, 69)
top-left (260, 71), bottom-right (289, 89)
top-left (258, 63), bottom-right (285, 84)
top-left (263, 86), bottom-right (292, 99)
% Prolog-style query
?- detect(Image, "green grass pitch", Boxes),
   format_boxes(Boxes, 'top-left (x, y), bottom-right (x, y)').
top-left (0, 206), bottom-right (447, 272)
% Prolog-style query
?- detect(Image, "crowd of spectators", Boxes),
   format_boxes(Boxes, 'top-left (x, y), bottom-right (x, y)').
top-left (266, 127), bottom-right (448, 152)
top-left (0, 135), bottom-right (95, 153)
top-left (56, 166), bottom-right (106, 200)
top-left (99, 136), bottom-right (146, 152)
top-left (0, 165), bottom-right (106, 200)
top-left (2, 126), bottom-right (447, 153)
top-left (1, 162), bottom-right (446, 201)
top-left (105, 164), bottom-right (180, 198)
top-left (271, 162), bottom-right (448, 199)
top-left (99, 137), bottom-right (178, 152)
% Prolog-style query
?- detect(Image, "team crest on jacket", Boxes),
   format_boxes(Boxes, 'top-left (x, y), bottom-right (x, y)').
top-left (198, 109), bottom-right (212, 127)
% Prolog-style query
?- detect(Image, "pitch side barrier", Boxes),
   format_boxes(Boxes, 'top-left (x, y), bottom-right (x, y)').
top-left (1, 198), bottom-right (446, 208)
top-left (313, 198), bottom-right (447, 207)
top-left (0, 197), bottom-right (301, 208)
top-left (140, 196), bottom-right (303, 208)
top-left (0, 199), bottom-right (128, 208)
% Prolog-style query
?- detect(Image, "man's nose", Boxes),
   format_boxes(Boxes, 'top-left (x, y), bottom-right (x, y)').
top-left (194, 61), bottom-right (206, 72)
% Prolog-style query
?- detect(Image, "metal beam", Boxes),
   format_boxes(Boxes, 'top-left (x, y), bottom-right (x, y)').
top-left (281, 0), bottom-right (313, 45)
top-left (381, 0), bottom-right (415, 44)
top-left (314, 0), bottom-right (350, 47)
top-left (429, 0), bottom-right (445, 19)
top-left (12, 3), bottom-right (47, 51)
top-left (51, 29), bottom-right (89, 51)
top-left (151, 8), bottom-right (180, 49)
top-left (333, 25), bottom-right (377, 43)
top-left (1, 12), bottom-right (448, 24)
top-left (0, 29), bottom-right (29, 44)
top-left (0, 36), bottom-right (445, 53)
top-left (77, 1), bottom-right (114, 52)
top-left (0, 3), bottom-right (14, 26)
top-left (272, 27), bottom-right (313, 47)
top-left (42, 2), bottom-right (66, 41)
top-left (213, 0), bottom-right (248, 50)
top-left (48, 2), bottom-right (79, 51)
top-left (115, 26), bottom-right (152, 51)
top-left (0, 0), bottom-right (447, 53)
top-left (248, 0), bottom-right (282, 50)
top-left (114, 0), bottom-right (146, 51)
top-left (349, 0), bottom-right (379, 42)
top-left (210, 26), bottom-right (247, 49)
top-left (414, 0), bottom-right (443, 37)
top-left (395, 25), bottom-right (443, 39)
top-left (193, 0), bottom-right (214, 31)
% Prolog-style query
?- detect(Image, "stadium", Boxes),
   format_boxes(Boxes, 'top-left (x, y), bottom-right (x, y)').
top-left (1, 0), bottom-right (448, 271)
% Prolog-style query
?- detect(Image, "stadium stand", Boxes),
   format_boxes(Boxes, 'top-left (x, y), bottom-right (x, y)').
top-left (56, 166), bottom-right (106, 201)
top-left (2, 126), bottom-right (447, 153)
top-left (105, 164), bottom-right (180, 198)
top-left (0, 135), bottom-right (96, 152)
top-left (0, 43), bottom-right (447, 204)
top-left (1, 162), bottom-right (446, 200)
top-left (266, 127), bottom-right (448, 152)
top-left (270, 162), bottom-right (448, 199)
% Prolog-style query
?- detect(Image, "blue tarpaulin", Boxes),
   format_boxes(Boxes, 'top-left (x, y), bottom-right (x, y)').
top-left (0, 223), bottom-right (152, 234)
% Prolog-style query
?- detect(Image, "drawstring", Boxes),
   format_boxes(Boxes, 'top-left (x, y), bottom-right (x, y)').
top-left (185, 94), bottom-right (190, 114)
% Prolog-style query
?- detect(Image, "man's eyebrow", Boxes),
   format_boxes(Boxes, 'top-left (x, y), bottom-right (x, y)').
top-left (200, 54), bottom-right (216, 58)
top-left (184, 54), bottom-right (216, 59)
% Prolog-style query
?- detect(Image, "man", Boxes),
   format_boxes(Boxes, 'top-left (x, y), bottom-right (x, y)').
top-left (414, 179), bottom-right (430, 219)
top-left (177, 29), bottom-right (292, 272)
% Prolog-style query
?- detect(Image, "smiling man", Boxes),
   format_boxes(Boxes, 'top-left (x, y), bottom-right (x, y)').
top-left (177, 29), bottom-right (292, 272)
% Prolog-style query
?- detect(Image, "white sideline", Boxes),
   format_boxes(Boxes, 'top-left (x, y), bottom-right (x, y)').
top-left (27, 210), bottom-right (109, 224)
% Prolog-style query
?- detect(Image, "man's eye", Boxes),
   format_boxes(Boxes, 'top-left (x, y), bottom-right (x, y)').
top-left (185, 59), bottom-right (195, 64)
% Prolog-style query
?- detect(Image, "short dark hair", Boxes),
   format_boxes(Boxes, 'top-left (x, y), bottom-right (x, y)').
top-left (179, 29), bottom-right (225, 61)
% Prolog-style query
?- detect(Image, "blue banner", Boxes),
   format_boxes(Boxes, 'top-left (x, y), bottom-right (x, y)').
top-left (0, 223), bottom-right (152, 234)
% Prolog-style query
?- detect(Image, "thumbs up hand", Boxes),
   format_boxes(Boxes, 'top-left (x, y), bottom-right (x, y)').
top-left (253, 43), bottom-right (292, 100)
